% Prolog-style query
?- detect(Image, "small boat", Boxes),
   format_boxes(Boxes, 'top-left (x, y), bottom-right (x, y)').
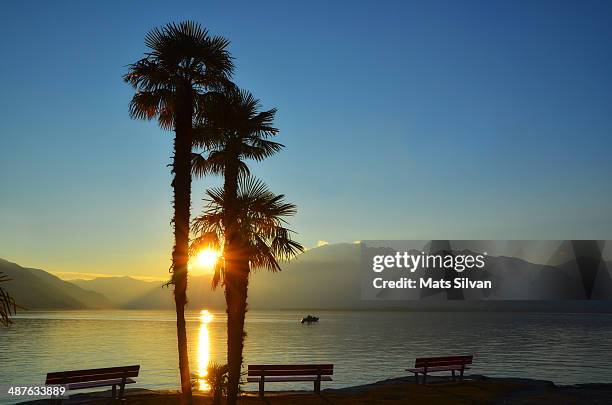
top-left (301, 315), bottom-right (319, 324)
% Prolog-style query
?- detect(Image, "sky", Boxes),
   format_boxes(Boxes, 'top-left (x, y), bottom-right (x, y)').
top-left (1, 0), bottom-right (612, 279)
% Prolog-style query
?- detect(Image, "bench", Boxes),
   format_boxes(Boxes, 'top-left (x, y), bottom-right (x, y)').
top-left (247, 364), bottom-right (333, 397)
top-left (45, 365), bottom-right (140, 400)
top-left (406, 355), bottom-right (472, 384)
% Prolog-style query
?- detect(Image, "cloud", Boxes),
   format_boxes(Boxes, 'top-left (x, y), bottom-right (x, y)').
top-left (316, 240), bottom-right (329, 247)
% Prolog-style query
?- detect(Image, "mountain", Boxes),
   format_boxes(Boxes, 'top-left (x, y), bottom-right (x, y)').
top-left (248, 243), bottom-right (361, 309)
top-left (71, 276), bottom-right (162, 307)
top-left (69, 274), bottom-right (225, 310)
top-left (3, 243), bottom-right (612, 312)
top-left (63, 243), bottom-right (361, 310)
top-left (0, 258), bottom-right (114, 309)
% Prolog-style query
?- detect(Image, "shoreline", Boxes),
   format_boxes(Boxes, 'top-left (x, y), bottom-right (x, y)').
top-left (17, 374), bottom-right (612, 404)
top-left (13, 307), bottom-right (612, 315)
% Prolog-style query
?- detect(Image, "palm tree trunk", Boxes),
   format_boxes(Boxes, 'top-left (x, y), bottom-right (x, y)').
top-left (174, 276), bottom-right (191, 403)
top-left (225, 257), bottom-right (249, 405)
top-left (223, 153), bottom-right (246, 405)
top-left (172, 86), bottom-right (194, 404)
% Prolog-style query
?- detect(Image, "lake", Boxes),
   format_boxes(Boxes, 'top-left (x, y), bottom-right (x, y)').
top-left (1, 310), bottom-right (612, 403)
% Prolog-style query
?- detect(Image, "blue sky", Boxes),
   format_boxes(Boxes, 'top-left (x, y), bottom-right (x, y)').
top-left (1, 0), bottom-right (611, 278)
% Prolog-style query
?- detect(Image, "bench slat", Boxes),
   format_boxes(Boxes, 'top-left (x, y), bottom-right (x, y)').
top-left (415, 355), bottom-right (472, 361)
top-left (407, 366), bottom-right (471, 373)
top-left (414, 356), bottom-right (473, 368)
top-left (415, 361), bottom-right (471, 368)
top-left (415, 356), bottom-right (472, 368)
top-left (47, 365), bottom-right (140, 378)
top-left (247, 376), bottom-right (333, 383)
top-left (416, 356), bottom-right (472, 361)
top-left (248, 364), bottom-right (333, 371)
top-left (47, 371), bottom-right (139, 384)
top-left (66, 378), bottom-right (137, 390)
top-left (46, 365), bottom-right (140, 384)
top-left (248, 369), bottom-right (333, 377)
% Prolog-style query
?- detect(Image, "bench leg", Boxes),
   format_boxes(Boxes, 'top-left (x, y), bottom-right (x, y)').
top-left (452, 370), bottom-right (456, 381)
top-left (423, 372), bottom-right (427, 384)
top-left (460, 368), bottom-right (465, 381)
top-left (413, 372), bottom-right (419, 384)
top-left (314, 378), bottom-right (321, 394)
top-left (259, 379), bottom-right (264, 398)
top-left (112, 385), bottom-right (117, 399)
top-left (118, 383), bottom-right (125, 400)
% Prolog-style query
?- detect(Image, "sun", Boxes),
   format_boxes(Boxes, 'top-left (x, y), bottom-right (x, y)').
top-left (194, 249), bottom-right (220, 270)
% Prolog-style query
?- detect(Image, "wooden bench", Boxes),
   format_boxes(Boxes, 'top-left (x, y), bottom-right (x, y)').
top-left (406, 355), bottom-right (472, 384)
top-left (247, 364), bottom-right (333, 397)
top-left (45, 365), bottom-right (140, 400)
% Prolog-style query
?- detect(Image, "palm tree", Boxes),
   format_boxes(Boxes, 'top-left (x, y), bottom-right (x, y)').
top-left (0, 272), bottom-right (17, 327)
top-left (124, 21), bottom-right (233, 403)
top-left (192, 177), bottom-right (304, 405)
top-left (191, 89), bottom-right (290, 404)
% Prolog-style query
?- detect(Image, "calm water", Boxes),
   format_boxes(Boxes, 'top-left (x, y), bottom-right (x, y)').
top-left (1, 310), bottom-right (612, 403)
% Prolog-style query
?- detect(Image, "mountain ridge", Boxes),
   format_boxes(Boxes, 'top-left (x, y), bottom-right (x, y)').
top-left (0, 258), bottom-right (114, 309)
top-left (2, 243), bottom-right (612, 311)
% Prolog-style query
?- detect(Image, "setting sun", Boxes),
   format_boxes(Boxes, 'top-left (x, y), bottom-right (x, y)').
top-left (194, 249), bottom-right (220, 270)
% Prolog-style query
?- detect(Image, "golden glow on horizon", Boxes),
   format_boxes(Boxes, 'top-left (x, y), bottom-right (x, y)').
top-left (198, 309), bottom-right (214, 391)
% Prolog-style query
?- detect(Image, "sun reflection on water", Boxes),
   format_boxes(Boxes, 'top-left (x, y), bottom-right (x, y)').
top-left (198, 309), bottom-right (214, 391)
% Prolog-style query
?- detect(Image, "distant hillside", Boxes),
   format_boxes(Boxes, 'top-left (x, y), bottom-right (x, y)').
top-left (72, 276), bottom-right (162, 306)
top-left (3, 243), bottom-right (612, 312)
top-left (249, 242), bottom-right (362, 309)
top-left (68, 274), bottom-right (225, 310)
top-left (65, 243), bottom-right (361, 310)
top-left (0, 258), bottom-right (114, 309)
top-left (247, 243), bottom-right (612, 311)
top-left (0, 243), bottom-right (368, 310)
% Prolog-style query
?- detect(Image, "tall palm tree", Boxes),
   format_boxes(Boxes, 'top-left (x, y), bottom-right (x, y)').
top-left (192, 178), bottom-right (304, 405)
top-left (191, 89), bottom-right (288, 404)
top-left (124, 21), bottom-right (233, 403)
top-left (0, 272), bottom-right (17, 327)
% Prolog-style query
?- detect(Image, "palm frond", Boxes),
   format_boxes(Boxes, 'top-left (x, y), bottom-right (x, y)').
top-left (250, 235), bottom-right (281, 272)
top-left (192, 177), bottom-right (304, 277)
top-left (125, 21), bottom-right (235, 130)
top-left (239, 139), bottom-right (284, 161)
top-left (0, 273), bottom-right (17, 327)
top-left (211, 260), bottom-right (225, 290)
top-left (128, 89), bottom-right (175, 129)
top-left (191, 87), bottom-right (283, 166)
top-left (191, 153), bottom-right (209, 177)
top-left (123, 58), bottom-right (172, 91)
top-left (190, 231), bottom-right (221, 255)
